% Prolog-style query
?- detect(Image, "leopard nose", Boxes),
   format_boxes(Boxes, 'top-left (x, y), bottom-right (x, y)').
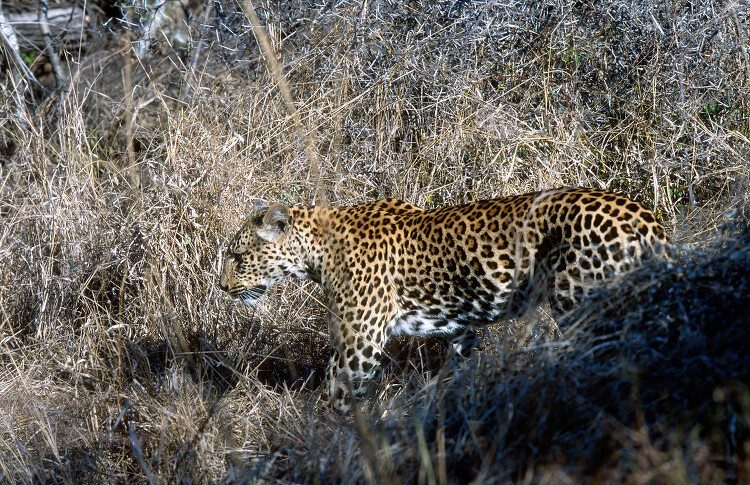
top-left (218, 265), bottom-right (230, 292)
top-left (219, 253), bottom-right (237, 292)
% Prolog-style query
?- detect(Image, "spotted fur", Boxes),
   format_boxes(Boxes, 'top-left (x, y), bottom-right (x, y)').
top-left (219, 187), bottom-right (669, 412)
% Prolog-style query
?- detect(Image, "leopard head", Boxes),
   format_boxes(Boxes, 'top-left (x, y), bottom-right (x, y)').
top-left (219, 201), bottom-right (297, 306)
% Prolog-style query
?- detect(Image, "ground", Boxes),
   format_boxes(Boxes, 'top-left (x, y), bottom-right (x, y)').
top-left (0, 0), bottom-right (748, 483)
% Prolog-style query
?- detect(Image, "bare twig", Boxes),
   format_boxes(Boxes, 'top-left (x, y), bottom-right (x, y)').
top-left (181, 3), bottom-right (214, 102)
top-left (0, 0), bottom-right (38, 128)
top-left (38, 0), bottom-right (69, 93)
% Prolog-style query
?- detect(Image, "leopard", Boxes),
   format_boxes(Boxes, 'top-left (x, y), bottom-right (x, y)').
top-left (219, 187), bottom-right (670, 412)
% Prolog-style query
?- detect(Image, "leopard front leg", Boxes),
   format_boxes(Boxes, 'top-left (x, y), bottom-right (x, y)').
top-left (320, 263), bottom-right (395, 412)
top-left (326, 334), bottom-right (386, 413)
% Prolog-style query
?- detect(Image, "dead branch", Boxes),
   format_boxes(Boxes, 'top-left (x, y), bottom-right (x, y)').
top-left (0, 0), bottom-right (37, 128)
top-left (38, 0), bottom-right (69, 92)
top-left (4, 2), bottom-right (90, 52)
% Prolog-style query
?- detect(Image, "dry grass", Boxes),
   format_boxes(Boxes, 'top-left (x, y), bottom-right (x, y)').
top-left (1, 0), bottom-right (749, 482)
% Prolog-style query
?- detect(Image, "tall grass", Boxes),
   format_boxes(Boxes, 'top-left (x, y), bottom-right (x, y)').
top-left (0, 0), bottom-right (748, 482)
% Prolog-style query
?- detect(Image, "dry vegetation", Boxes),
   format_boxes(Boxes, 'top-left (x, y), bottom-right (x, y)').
top-left (1, 0), bottom-right (749, 482)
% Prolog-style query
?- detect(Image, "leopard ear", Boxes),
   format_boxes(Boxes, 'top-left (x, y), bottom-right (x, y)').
top-left (252, 200), bottom-right (269, 213)
top-left (249, 200), bottom-right (270, 225)
top-left (257, 204), bottom-right (290, 242)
